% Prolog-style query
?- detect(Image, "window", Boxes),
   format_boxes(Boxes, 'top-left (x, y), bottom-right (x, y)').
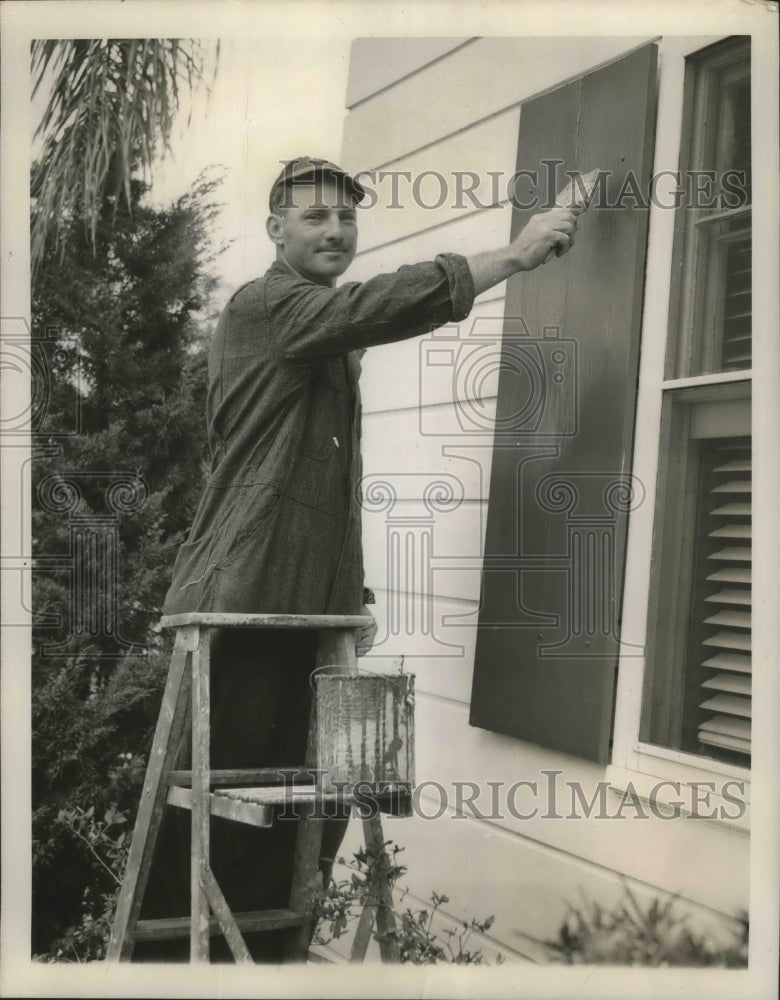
top-left (641, 38), bottom-right (752, 768)
top-left (669, 38), bottom-right (751, 377)
top-left (641, 384), bottom-right (751, 764)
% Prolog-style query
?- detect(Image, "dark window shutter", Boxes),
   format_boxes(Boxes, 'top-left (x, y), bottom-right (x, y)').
top-left (469, 44), bottom-right (658, 762)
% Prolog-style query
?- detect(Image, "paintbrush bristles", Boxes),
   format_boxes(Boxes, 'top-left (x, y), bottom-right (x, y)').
top-left (554, 168), bottom-right (601, 213)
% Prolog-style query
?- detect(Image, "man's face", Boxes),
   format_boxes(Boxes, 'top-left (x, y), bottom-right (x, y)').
top-left (268, 177), bottom-right (358, 286)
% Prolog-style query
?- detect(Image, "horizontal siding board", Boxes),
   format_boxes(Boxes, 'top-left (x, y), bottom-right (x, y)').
top-left (361, 406), bottom-right (495, 500)
top-left (336, 801), bottom-right (745, 959)
top-left (360, 297), bottom-right (506, 415)
top-left (409, 696), bottom-right (748, 919)
top-left (351, 108), bottom-right (521, 254)
top-left (358, 645), bottom-right (475, 706)
top-left (343, 36), bottom-right (654, 170)
top-left (346, 38), bottom-right (474, 109)
top-left (362, 498), bottom-right (487, 605)
top-left (358, 595), bottom-right (479, 704)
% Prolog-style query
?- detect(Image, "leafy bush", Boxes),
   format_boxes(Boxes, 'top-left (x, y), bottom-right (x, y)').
top-left (549, 885), bottom-right (748, 967)
top-left (313, 840), bottom-right (502, 964)
top-left (381, 891), bottom-right (501, 965)
top-left (31, 165), bottom-right (222, 956)
top-left (38, 787), bottom-right (134, 962)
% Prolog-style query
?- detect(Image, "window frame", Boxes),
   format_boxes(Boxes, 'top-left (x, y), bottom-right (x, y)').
top-left (639, 382), bottom-right (751, 757)
top-left (666, 36), bottom-right (752, 379)
top-left (608, 35), bottom-right (767, 822)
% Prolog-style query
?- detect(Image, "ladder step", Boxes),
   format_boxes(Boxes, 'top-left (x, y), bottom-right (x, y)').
top-left (134, 908), bottom-right (305, 941)
top-left (168, 767), bottom-right (312, 787)
top-left (166, 785), bottom-right (273, 827)
top-left (166, 785), bottom-right (353, 827)
top-left (215, 786), bottom-right (353, 806)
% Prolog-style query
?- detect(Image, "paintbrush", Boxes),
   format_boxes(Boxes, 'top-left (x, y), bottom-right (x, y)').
top-left (543, 168), bottom-right (601, 262)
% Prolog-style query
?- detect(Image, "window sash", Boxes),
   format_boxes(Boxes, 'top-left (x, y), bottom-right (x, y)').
top-left (666, 36), bottom-right (752, 380)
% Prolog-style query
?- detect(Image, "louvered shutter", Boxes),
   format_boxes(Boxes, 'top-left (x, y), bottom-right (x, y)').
top-left (698, 441), bottom-right (752, 756)
top-left (718, 66), bottom-right (751, 370)
top-left (721, 231), bottom-right (752, 368)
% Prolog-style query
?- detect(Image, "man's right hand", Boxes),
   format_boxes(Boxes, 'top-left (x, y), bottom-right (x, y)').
top-left (509, 208), bottom-right (579, 271)
top-left (465, 206), bottom-right (580, 297)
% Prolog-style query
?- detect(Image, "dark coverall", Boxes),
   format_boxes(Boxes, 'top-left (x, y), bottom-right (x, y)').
top-left (137, 254), bottom-right (475, 960)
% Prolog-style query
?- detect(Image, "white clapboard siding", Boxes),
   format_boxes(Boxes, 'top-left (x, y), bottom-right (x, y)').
top-left (361, 498), bottom-right (488, 603)
top-left (349, 108), bottom-right (521, 254)
top-left (360, 295), bottom-right (506, 415)
top-left (346, 38), bottom-right (475, 109)
top-left (339, 35), bottom-right (753, 962)
top-left (358, 593), bottom-right (480, 704)
top-left (336, 802), bottom-right (745, 961)
top-left (362, 406), bottom-right (496, 500)
top-left (411, 697), bottom-right (747, 917)
top-left (342, 36), bottom-right (654, 170)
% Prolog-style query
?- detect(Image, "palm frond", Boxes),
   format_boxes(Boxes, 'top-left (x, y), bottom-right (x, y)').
top-left (31, 38), bottom-right (218, 276)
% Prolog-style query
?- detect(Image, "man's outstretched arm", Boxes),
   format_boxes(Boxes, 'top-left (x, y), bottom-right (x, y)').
top-left (266, 207), bottom-right (580, 361)
top-left (466, 207), bottom-right (578, 296)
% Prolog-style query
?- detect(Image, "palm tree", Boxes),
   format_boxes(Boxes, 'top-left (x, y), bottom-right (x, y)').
top-left (31, 38), bottom-right (218, 275)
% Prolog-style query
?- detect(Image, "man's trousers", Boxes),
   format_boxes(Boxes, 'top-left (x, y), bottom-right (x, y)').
top-left (134, 627), bottom-right (350, 962)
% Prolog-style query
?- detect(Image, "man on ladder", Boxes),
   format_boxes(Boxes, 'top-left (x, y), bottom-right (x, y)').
top-left (134, 157), bottom-right (578, 961)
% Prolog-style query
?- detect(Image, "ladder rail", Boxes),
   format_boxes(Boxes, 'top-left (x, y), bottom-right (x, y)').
top-left (190, 625), bottom-right (211, 963)
top-left (106, 628), bottom-right (195, 959)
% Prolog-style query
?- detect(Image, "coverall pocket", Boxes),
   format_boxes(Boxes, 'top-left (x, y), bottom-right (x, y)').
top-left (301, 362), bottom-right (343, 461)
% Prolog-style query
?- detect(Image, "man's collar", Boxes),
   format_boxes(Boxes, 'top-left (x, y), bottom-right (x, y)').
top-left (267, 258), bottom-right (298, 279)
top-left (266, 257), bottom-right (338, 288)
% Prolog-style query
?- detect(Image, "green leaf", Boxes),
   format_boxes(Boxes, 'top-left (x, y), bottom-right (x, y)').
top-left (30, 39), bottom-right (218, 275)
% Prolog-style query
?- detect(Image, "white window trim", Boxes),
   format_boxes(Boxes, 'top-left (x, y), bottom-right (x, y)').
top-left (610, 35), bottom-right (767, 805)
top-left (604, 764), bottom-right (751, 836)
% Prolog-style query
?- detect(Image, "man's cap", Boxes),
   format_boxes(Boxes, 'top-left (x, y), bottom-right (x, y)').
top-left (269, 156), bottom-right (366, 212)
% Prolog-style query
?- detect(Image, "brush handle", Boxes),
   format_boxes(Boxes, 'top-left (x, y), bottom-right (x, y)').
top-left (542, 243), bottom-right (569, 265)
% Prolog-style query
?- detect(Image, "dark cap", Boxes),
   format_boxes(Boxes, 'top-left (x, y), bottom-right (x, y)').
top-left (269, 156), bottom-right (366, 213)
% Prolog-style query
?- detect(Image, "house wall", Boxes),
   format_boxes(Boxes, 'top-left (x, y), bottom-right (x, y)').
top-left (332, 35), bottom-right (750, 963)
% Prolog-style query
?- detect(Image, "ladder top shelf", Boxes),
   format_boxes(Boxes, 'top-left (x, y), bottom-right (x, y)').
top-left (160, 612), bottom-right (375, 629)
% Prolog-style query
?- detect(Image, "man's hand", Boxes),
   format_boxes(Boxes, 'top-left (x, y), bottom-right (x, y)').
top-left (509, 208), bottom-right (579, 271)
top-left (355, 605), bottom-right (378, 657)
top-left (466, 207), bottom-right (579, 297)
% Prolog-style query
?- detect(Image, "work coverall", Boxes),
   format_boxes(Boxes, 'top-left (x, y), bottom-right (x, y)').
top-left (138, 253), bottom-right (474, 961)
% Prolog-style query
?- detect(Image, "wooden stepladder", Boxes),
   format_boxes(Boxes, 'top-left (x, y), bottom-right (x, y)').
top-left (107, 612), bottom-right (404, 964)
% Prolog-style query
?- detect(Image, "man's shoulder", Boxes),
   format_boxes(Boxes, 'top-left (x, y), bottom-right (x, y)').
top-left (226, 277), bottom-right (265, 311)
top-left (227, 262), bottom-right (312, 307)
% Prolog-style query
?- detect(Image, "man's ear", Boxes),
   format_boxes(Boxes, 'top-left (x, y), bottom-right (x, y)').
top-left (266, 213), bottom-right (285, 246)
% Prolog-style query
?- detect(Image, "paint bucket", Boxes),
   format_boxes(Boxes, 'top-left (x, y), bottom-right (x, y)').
top-left (314, 672), bottom-right (415, 798)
